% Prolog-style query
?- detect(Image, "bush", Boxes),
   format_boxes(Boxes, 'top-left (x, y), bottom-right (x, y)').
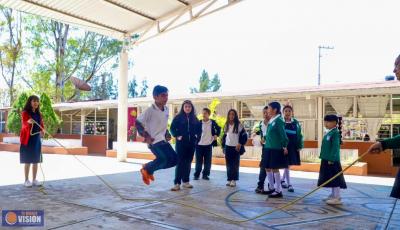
top-left (7, 92), bottom-right (29, 135)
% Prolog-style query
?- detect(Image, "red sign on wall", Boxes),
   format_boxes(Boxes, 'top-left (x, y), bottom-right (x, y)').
top-left (128, 107), bottom-right (137, 141)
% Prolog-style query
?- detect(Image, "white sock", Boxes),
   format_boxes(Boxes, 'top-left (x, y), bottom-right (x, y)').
top-left (273, 172), bottom-right (282, 193)
top-left (267, 171), bottom-right (274, 190)
top-left (333, 187), bottom-right (340, 199)
top-left (284, 168), bottom-right (290, 185)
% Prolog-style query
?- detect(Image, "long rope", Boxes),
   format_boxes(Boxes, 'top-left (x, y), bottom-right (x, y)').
top-left (31, 119), bottom-right (370, 223)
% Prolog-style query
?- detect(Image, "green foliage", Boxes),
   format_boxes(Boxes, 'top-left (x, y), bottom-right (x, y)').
top-left (6, 92), bottom-right (61, 137)
top-left (191, 69), bottom-right (222, 93)
top-left (7, 92), bottom-right (28, 135)
top-left (40, 93), bottom-right (61, 137)
top-left (127, 78), bottom-right (148, 98)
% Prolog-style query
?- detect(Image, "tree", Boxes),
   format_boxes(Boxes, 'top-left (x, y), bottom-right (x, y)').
top-left (26, 16), bottom-right (122, 102)
top-left (7, 92), bottom-right (28, 135)
top-left (0, 7), bottom-right (23, 105)
top-left (89, 72), bottom-right (116, 100)
top-left (39, 93), bottom-right (61, 137)
top-left (190, 69), bottom-right (221, 93)
top-left (127, 78), bottom-right (148, 98)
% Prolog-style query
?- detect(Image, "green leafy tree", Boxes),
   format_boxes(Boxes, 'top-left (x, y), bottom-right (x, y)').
top-left (7, 92), bottom-right (28, 135)
top-left (190, 69), bottom-right (221, 93)
top-left (140, 79), bottom-right (148, 97)
top-left (39, 93), bottom-right (61, 137)
top-left (0, 7), bottom-right (23, 105)
top-left (128, 78), bottom-right (138, 98)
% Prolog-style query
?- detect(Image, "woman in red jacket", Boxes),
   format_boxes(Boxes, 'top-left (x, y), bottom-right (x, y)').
top-left (20, 95), bottom-right (44, 187)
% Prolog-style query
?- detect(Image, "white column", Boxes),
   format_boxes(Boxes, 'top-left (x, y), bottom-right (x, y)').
top-left (317, 97), bottom-right (324, 149)
top-left (117, 48), bottom-right (129, 162)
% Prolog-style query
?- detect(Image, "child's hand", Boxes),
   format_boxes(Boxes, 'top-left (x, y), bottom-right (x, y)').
top-left (283, 147), bottom-right (288, 155)
top-left (213, 135), bottom-right (218, 140)
top-left (177, 136), bottom-right (183, 141)
top-left (166, 136), bottom-right (171, 142)
top-left (367, 142), bottom-right (383, 154)
top-left (235, 144), bottom-right (242, 152)
top-left (27, 119), bottom-right (33, 124)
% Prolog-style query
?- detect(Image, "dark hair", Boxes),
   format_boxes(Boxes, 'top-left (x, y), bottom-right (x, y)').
top-left (177, 100), bottom-right (198, 123)
top-left (324, 114), bottom-right (343, 145)
top-left (152, 85), bottom-right (168, 97)
top-left (224, 109), bottom-right (240, 133)
top-left (263, 105), bottom-right (268, 110)
top-left (23, 95), bottom-right (41, 115)
top-left (268, 101), bottom-right (281, 115)
top-left (203, 108), bottom-right (211, 115)
top-left (283, 105), bottom-right (293, 112)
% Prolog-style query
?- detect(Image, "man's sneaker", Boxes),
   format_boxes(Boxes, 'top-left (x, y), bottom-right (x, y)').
top-left (171, 184), bottom-right (181, 191)
top-left (32, 180), bottom-right (43, 187)
top-left (262, 189), bottom-right (275, 195)
top-left (182, 183), bottom-right (193, 189)
top-left (268, 191), bottom-right (283, 198)
top-left (281, 181), bottom-right (288, 189)
top-left (323, 195), bottom-right (341, 201)
top-left (140, 168), bottom-right (151, 185)
top-left (230, 180), bottom-right (236, 187)
top-left (202, 176), bottom-right (210, 181)
top-left (326, 198), bottom-right (343, 205)
top-left (288, 185), bottom-right (294, 193)
top-left (24, 180), bottom-right (32, 188)
top-left (226, 181), bottom-right (231, 186)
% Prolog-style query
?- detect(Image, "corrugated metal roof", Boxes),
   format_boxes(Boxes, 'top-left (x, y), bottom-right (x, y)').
top-left (0, 0), bottom-right (240, 41)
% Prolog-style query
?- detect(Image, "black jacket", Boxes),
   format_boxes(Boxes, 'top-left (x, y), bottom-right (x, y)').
top-left (170, 114), bottom-right (200, 145)
top-left (197, 119), bottom-right (221, 147)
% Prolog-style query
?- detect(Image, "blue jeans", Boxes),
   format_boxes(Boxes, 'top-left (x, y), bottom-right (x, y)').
top-left (144, 141), bottom-right (178, 175)
top-left (391, 169), bottom-right (400, 199)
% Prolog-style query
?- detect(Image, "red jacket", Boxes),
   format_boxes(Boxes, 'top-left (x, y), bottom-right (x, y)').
top-left (20, 111), bottom-right (44, 146)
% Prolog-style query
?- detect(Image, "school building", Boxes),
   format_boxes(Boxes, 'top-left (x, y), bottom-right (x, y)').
top-left (0, 80), bottom-right (399, 176)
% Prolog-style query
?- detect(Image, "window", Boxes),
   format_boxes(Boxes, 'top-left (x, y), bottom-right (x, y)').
top-left (84, 109), bottom-right (107, 135)
top-left (0, 111), bottom-right (6, 133)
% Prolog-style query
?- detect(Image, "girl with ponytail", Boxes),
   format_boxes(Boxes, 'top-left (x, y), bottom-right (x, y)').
top-left (317, 114), bottom-right (346, 205)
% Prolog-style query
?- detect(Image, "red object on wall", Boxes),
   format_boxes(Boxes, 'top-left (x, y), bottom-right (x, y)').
top-left (128, 107), bottom-right (138, 141)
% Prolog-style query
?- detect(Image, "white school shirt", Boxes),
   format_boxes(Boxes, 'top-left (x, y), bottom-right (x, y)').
top-left (226, 124), bottom-right (243, 147)
top-left (198, 120), bottom-right (213, 146)
top-left (261, 120), bottom-right (268, 137)
top-left (137, 104), bottom-right (169, 145)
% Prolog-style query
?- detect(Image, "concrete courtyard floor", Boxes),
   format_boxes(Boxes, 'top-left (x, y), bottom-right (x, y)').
top-left (0, 151), bottom-right (399, 230)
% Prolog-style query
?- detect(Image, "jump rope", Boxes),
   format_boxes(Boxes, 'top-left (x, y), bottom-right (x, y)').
top-left (30, 119), bottom-right (372, 224)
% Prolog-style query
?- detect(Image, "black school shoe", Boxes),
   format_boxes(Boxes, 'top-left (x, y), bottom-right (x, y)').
top-left (268, 191), bottom-right (283, 198)
top-left (255, 187), bottom-right (264, 194)
top-left (194, 176), bottom-right (200, 180)
top-left (288, 185), bottom-right (294, 193)
top-left (202, 176), bottom-right (210, 180)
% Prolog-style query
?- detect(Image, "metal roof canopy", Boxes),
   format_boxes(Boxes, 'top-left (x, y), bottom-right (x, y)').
top-left (0, 0), bottom-right (241, 44)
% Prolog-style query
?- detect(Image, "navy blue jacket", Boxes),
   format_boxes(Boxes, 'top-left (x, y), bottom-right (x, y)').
top-left (170, 114), bottom-right (201, 145)
top-left (197, 119), bottom-right (221, 147)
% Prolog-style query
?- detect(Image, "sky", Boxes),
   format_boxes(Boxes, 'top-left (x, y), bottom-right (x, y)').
top-left (131, 0), bottom-right (400, 94)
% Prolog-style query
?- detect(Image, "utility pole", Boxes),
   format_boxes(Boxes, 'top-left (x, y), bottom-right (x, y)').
top-left (318, 45), bottom-right (334, 86)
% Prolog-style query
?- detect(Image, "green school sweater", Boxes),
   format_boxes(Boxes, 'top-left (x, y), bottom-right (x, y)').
top-left (264, 116), bottom-right (289, 150)
top-left (290, 118), bottom-right (304, 150)
top-left (320, 128), bottom-right (341, 162)
top-left (380, 135), bottom-right (400, 150)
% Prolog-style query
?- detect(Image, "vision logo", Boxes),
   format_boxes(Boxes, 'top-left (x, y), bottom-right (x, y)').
top-left (5, 212), bottom-right (17, 225)
top-left (2, 210), bottom-right (44, 227)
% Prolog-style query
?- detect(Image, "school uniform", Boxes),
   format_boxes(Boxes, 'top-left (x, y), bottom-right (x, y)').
top-left (20, 111), bottom-right (44, 164)
top-left (317, 128), bottom-right (347, 189)
top-left (194, 119), bottom-right (221, 179)
top-left (222, 124), bottom-right (248, 181)
top-left (263, 115), bottom-right (289, 169)
top-left (380, 135), bottom-right (400, 199)
top-left (170, 114), bottom-right (200, 185)
top-left (256, 120), bottom-right (268, 189)
top-left (137, 104), bottom-right (178, 175)
top-left (284, 118), bottom-right (303, 166)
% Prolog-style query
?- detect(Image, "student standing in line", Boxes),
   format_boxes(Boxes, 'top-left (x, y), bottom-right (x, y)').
top-left (318, 114), bottom-right (347, 205)
top-left (263, 102), bottom-right (289, 198)
top-left (194, 108), bottom-right (221, 181)
top-left (222, 109), bottom-right (248, 187)
top-left (170, 100), bottom-right (200, 191)
top-left (254, 106), bottom-right (274, 194)
top-left (281, 105), bottom-right (303, 193)
top-left (136, 85), bottom-right (177, 185)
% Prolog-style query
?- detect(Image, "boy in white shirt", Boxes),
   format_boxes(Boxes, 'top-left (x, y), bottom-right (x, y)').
top-left (136, 85), bottom-right (177, 185)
